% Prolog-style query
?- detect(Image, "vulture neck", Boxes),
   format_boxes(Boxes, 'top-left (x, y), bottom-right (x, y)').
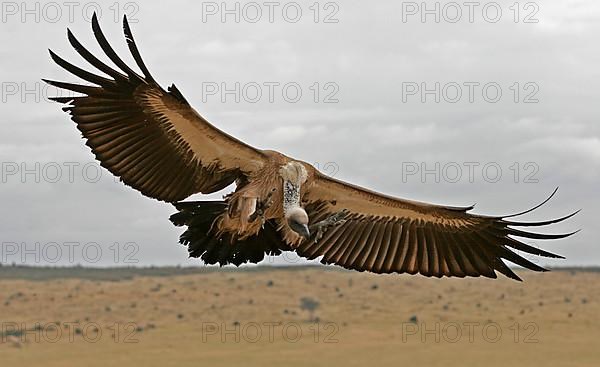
top-left (279, 162), bottom-right (308, 216)
top-left (283, 180), bottom-right (302, 214)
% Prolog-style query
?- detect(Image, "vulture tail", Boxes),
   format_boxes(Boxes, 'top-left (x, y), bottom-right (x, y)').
top-left (170, 201), bottom-right (289, 266)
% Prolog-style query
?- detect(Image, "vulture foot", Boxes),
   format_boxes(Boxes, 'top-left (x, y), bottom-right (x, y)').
top-left (249, 188), bottom-right (276, 227)
top-left (310, 210), bottom-right (348, 243)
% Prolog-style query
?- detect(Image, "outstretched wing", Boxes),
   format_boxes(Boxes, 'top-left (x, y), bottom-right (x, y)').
top-left (45, 14), bottom-right (266, 202)
top-left (300, 172), bottom-right (578, 281)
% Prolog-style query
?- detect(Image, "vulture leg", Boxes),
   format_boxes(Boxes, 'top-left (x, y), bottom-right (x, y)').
top-left (249, 188), bottom-right (276, 227)
top-left (309, 211), bottom-right (348, 243)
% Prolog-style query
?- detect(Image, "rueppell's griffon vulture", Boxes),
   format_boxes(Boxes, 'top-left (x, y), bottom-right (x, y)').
top-left (44, 14), bottom-right (578, 281)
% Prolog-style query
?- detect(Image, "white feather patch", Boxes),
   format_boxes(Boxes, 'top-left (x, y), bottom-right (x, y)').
top-left (279, 161), bottom-right (308, 185)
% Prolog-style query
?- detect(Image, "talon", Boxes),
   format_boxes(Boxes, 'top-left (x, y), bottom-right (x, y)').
top-left (309, 211), bottom-right (348, 243)
top-left (250, 190), bottom-right (276, 224)
top-left (263, 188), bottom-right (276, 209)
top-left (249, 208), bottom-right (263, 223)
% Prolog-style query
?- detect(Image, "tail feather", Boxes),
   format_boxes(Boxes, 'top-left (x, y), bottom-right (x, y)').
top-left (170, 201), bottom-right (289, 266)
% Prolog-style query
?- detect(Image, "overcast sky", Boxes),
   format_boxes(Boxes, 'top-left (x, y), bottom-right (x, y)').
top-left (0, 0), bottom-right (598, 267)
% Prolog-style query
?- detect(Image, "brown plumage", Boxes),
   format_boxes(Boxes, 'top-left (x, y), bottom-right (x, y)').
top-left (45, 14), bottom-right (578, 281)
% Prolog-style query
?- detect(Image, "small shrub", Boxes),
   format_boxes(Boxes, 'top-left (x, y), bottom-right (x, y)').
top-left (300, 297), bottom-right (320, 322)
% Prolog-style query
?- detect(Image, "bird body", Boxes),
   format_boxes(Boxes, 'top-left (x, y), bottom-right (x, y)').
top-left (45, 14), bottom-right (578, 281)
top-left (214, 153), bottom-right (312, 244)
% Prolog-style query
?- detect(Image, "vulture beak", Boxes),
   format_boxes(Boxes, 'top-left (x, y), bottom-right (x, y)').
top-left (298, 224), bottom-right (311, 239)
top-left (289, 221), bottom-right (311, 239)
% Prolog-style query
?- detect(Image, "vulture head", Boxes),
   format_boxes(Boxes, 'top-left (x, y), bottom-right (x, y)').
top-left (286, 206), bottom-right (310, 239)
top-left (279, 161), bottom-right (310, 239)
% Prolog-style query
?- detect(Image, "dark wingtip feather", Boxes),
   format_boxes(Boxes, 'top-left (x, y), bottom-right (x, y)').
top-left (499, 236), bottom-right (565, 259)
top-left (66, 27), bottom-right (75, 42)
top-left (41, 79), bottom-right (99, 95)
top-left (66, 26), bottom-right (128, 82)
top-left (507, 228), bottom-right (579, 240)
top-left (503, 209), bottom-right (580, 227)
top-left (48, 49), bottom-right (117, 88)
top-left (489, 257), bottom-right (523, 281)
top-left (47, 49), bottom-right (64, 66)
top-left (48, 48), bottom-right (63, 63)
top-left (503, 187), bottom-right (559, 219)
top-left (122, 13), bottom-right (156, 83)
top-left (123, 14), bottom-right (130, 34)
top-left (43, 78), bottom-right (76, 104)
top-left (91, 11), bottom-right (100, 32)
top-left (90, 10), bottom-right (144, 83)
top-left (47, 96), bottom-right (74, 104)
top-left (499, 247), bottom-right (550, 273)
top-left (445, 203), bottom-right (476, 212)
top-left (499, 266), bottom-right (523, 281)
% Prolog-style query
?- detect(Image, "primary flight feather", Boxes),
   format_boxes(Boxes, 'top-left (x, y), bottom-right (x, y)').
top-left (45, 14), bottom-right (577, 281)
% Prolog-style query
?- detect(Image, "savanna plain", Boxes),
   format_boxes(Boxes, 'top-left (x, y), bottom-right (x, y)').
top-left (0, 265), bottom-right (598, 366)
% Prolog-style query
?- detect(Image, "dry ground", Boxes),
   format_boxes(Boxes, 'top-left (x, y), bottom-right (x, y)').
top-left (0, 266), bottom-right (598, 366)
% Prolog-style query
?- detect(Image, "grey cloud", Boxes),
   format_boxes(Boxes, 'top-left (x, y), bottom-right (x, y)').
top-left (0, 0), bottom-right (597, 266)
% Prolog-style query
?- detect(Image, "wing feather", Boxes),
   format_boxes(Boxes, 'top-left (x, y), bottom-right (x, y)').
top-left (46, 14), bottom-right (267, 202)
top-left (298, 171), bottom-right (577, 280)
top-left (371, 221), bottom-right (393, 273)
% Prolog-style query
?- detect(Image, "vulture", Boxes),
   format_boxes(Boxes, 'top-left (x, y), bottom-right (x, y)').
top-left (45, 14), bottom-right (578, 281)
